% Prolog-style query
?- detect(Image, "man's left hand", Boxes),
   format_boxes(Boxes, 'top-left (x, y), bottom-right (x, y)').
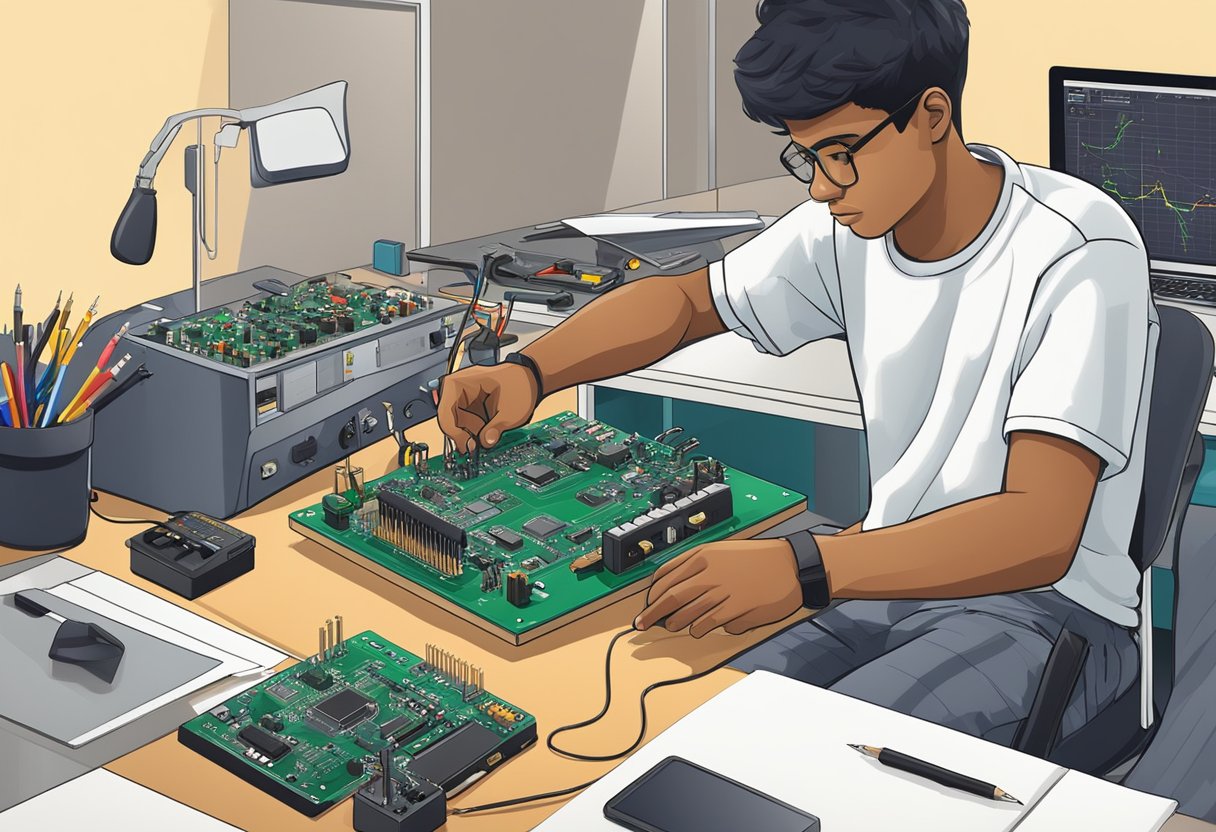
top-left (634, 539), bottom-right (804, 638)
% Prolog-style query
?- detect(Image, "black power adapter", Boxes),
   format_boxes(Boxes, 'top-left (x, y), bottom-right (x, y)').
top-left (127, 511), bottom-right (255, 599)
top-left (354, 748), bottom-right (446, 832)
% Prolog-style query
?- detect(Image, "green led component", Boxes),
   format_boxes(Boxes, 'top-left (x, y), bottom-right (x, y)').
top-left (141, 273), bottom-right (432, 367)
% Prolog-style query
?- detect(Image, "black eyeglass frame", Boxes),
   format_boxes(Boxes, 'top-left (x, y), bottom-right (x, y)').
top-left (779, 91), bottom-right (925, 187)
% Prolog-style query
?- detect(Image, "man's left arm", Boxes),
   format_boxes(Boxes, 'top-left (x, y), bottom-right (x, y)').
top-left (635, 431), bottom-right (1101, 636)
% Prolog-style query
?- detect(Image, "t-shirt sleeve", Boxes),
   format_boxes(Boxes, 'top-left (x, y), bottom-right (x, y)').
top-left (708, 200), bottom-right (844, 355)
top-left (1004, 238), bottom-right (1155, 480)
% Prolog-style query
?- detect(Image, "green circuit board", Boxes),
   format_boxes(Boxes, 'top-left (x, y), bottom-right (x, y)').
top-left (178, 631), bottom-right (535, 816)
top-left (289, 412), bottom-right (805, 641)
top-left (140, 272), bottom-right (433, 367)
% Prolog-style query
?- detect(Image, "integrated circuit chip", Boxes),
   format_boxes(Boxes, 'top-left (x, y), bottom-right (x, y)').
top-left (311, 688), bottom-right (376, 733)
top-left (522, 515), bottom-right (566, 540)
top-left (489, 526), bottom-right (524, 551)
top-left (577, 489), bottom-right (610, 507)
top-left (596, 442), bottom-right (631, 468)
top-left (406, 722), bottom-right (502, 790)
top-left (239, 725), bottom-right (291, 761)
top-left (466, 499), bottom-right (494, 514)
top-left (516, 463), bottom-right (559, 487)
top-left (485, 490), bottom-right (508, 503)
top-left (266, 682), bottom-right (299, 702)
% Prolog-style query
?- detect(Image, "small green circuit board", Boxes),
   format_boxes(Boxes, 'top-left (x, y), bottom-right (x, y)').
top-left (289, 412), bottom-right (805, 641)
top-left (140, 272), bottom-right (433, 367)
top-left (178, 631), bottom-right (536, 816)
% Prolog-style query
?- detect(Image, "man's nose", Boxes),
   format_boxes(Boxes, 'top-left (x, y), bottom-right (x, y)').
top-left (808, 170), bottom-right (844, 203)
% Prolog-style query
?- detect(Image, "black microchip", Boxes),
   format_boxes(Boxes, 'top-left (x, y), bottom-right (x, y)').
top-left (300, 668), bottom-right (334, 691)
top-left (485, 490), bottom-right (508, 504)
top-left (517, 463), bottom-right (559, 487)
top-left (565, 526), bottom-right (594, 544)
top-left (314, 688), bottom-right (375, 731)
top-left (466, 500), bottom-right (494, 514)
top-left (490, 527), bottom-right (523, 551)
top-left (523, 515), bottom-right (566, 539)
top-left (239, 725), bottom-right (291, 761)
top-left (406, 722), bottom-right (501, 790)
top-left (578, 489), bottom-right (610, 507)
top-left (379, 713), bottom-right (427, 741)
top-left (596, 442), bottom-right (631, 468)
top-left (545, 438), bottom-right (569, 455)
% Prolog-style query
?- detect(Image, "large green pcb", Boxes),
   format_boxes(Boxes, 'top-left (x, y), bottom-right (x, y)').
top-left (290, 412), bottom-right (805, 640)
top-left (140, 272), bottom-right (433, 368)
top-left (178, 631), bottom-right (535, 816)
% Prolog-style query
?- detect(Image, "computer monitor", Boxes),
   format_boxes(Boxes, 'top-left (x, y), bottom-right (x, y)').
top-left (1049, 66), bottom-right (1216, 277)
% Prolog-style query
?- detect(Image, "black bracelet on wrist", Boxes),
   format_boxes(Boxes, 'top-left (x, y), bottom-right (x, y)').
top-left (502, 351), bottom-right (545, 404)
top-left (786, 530), bottom-right (831, 610)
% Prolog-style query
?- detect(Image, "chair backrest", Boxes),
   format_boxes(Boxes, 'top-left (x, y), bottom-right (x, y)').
top-left (1129, 306), bottom-right (1215, 572)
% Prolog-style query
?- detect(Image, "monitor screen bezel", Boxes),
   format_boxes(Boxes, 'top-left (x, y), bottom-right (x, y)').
top-left (1048, 65), bottom-right (1216, 277)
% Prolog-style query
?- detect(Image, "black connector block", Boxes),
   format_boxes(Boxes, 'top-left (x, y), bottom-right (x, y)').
top-left (602, 483), bottom-right (733, 574)
top-left (353, 774), bottom-right (446, 832)
top-left (378, 491), bottom-right (468, 548)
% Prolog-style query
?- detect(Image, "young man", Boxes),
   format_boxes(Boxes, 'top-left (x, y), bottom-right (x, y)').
top-left (438, 0), bottom-right (1158, 746)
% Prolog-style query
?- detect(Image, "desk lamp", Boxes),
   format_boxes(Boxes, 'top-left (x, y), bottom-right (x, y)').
top-left (110, 81), bottom-right (350, 311)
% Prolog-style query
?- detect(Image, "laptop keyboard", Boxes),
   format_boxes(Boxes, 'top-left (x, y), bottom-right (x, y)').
top-left (1151, 275), bottom-right (1216, 307)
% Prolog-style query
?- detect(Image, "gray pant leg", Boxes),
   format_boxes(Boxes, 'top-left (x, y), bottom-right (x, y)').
top-left (733, 592), bottom-right (1138, 746)
top-left (731, 599), bottom-right (977, 686)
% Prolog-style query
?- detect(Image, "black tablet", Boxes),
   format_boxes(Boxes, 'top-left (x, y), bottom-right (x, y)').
top-left (604, 756), bottom-right (821, 832)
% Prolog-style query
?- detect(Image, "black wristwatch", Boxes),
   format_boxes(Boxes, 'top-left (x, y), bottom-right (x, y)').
top-left (502, 351), bottom-right (545, 404)
top-left (786, 530), bottom-right (831, 610)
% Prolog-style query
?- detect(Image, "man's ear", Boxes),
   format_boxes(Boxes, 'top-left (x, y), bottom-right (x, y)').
top-left (921, 88), bottom-right (953, 143)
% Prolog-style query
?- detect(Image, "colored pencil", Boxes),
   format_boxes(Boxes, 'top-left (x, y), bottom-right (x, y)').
top-left (2, 362), bottom-right (22, 429)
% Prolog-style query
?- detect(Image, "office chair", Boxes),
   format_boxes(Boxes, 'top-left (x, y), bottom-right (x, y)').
top-left (1013, 305), bottom-right (1214, 775)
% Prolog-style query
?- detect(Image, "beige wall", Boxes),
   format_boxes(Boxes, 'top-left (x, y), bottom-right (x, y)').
top-left (963, 0), bottom-right (1216, 166)
top-left (3, 0), bottom-right (1216, 328)
top-left (230, 0), bottom-right (418, 276)
top-left (0, 0), bottom-right (237, 327)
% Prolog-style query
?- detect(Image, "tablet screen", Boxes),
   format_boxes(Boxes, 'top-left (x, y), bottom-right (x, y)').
top-left (605, 757), bottom-right (818, 832)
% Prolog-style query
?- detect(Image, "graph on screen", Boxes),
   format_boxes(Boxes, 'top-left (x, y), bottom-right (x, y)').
top-left (1063, 85), bottom-right (1216, 266)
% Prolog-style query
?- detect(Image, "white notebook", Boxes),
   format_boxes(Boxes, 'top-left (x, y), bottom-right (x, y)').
top-left (532, 671), bottom-right (1066, 832)
top-left (1016, 769), bottom-right (1177, 832)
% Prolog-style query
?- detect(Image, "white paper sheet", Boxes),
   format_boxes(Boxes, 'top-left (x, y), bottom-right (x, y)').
top-left (0, 769), bottom-right (244, 831)
top-left (43, 574), bottom-right (286, 746)
top-left (532, 671), bottom-right (1066, 832)
top-left (1015, 770), bottom-right (1177, 832)
top-left (560, 211), bottom-right (764, 237)
top-left (0, 561), bottom-right (287, 747)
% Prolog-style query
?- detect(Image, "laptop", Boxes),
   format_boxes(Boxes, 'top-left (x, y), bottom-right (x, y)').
top-left (1050, 66), bottom-right (1216, 306)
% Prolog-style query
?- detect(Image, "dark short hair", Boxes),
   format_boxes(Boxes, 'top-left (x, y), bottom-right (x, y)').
top-left (735, 0), bottom-right (970, 136)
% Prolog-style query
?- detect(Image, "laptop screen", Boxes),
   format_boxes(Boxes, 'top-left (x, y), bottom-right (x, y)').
top-left (1051, 68), bottom-right (1216, 276)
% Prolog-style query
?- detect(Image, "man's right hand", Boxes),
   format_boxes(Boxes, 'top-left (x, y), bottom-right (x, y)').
top-left (437, 362), bottom-right (540, 453)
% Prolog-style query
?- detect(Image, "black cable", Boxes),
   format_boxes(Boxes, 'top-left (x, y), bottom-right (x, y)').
top-left (450, 624), bottom-right (745, 816)
top-left (87, 490), bottom-right (163, 526)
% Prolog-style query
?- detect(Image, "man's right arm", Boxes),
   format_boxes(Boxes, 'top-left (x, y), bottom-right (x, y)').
top-left (437, 267), bottom-right (726, 451)
top-left (520, 266), bottom-right (725, 395)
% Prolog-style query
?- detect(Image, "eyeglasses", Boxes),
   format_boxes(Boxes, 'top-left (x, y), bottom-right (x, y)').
top-left (779, 91), bottom-right (924, 188)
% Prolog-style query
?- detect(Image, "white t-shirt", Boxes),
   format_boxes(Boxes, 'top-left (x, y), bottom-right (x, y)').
top-left (709, 143), bottom-right (1159, 628)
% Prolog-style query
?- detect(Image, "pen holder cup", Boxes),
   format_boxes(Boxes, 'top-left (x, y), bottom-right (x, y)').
top-left (0, 410), bottom-right (93, 550)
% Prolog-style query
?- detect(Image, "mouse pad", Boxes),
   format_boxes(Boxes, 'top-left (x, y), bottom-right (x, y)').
top-left (0, 589), bottom-right (221, 746)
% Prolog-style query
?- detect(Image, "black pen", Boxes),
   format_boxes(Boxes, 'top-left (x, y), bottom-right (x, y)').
top-left (12, 284), bottom-right (21, 342)
top-left (849, 744), bottom-right (1023, 805)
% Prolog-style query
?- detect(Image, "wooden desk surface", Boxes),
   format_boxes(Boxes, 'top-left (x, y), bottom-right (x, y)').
top-left (1, 388), bottom-right (802, 831)
top-left (2, 386), bottom-right (1209, 831)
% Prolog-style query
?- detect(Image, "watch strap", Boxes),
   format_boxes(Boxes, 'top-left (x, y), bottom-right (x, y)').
top-left (787, 530), bottom-right (831, 609)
